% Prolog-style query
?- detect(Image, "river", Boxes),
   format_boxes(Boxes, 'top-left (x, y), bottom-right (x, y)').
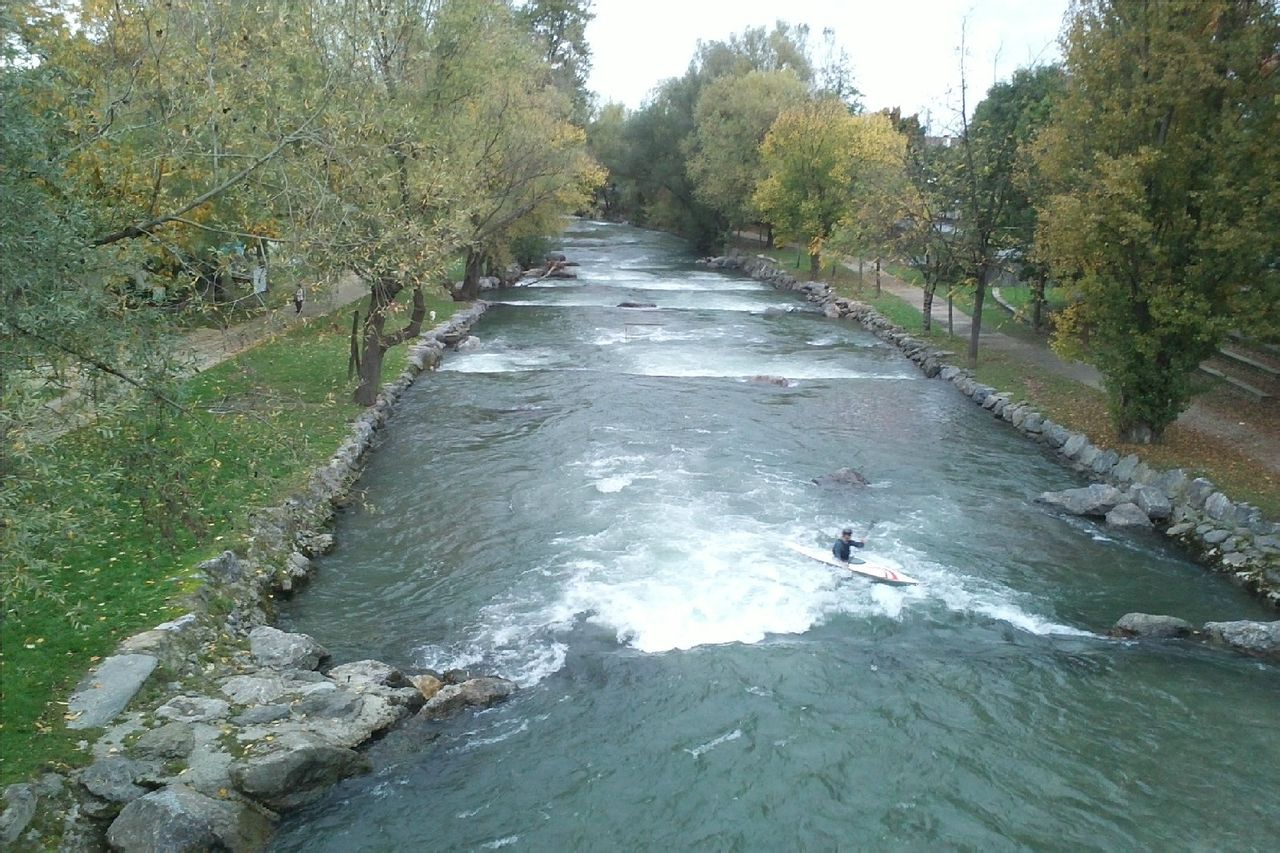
top-left (275, 220), bottom-right (1279, 851)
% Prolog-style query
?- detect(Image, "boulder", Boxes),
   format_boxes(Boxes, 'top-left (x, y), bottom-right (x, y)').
top-left (66, 654), bottom-right (158, 730)
top-left (1036, 484), bottom-right (1124, 517)
top-left (1, 784), bottom-right (38, 846)
top-left (248, 626), bottom-right (328, 671)
top-left (1130, 484), bottom-right (1173, 521)
top-left (748, 375), bottom-right (790, 387)
top-left (1112, 613), bottom-right (1195, 639)
top-left (106, 784), bottom-right (273, 853)
top-left (1106, 502), bottom-right (1153, 529)
top-left (80, 757), bottom-right (150, 810)
top-left (811, 467), bottom-right (869, 487)
top-left (134, 722), bottom-right (196, 761)
top-left (617, 301), bottom-right (656, 309)
top-left (1202, 620), bottom-right (1280, 659)
top-left (155, 695), bottom-right (231, 724)
top-left (229, 731), bottom-right (369, 811)
top-left (410, 673), bottom-right (444, 700)
top-left (420, 677), bottom-right (518, 718)
top-left (327, 660), bottom-right (408, 690)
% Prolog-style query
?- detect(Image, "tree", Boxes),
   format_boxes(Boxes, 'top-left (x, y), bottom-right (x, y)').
top-left (1034, 0), bottom-right (1280, 442)
top-left (306, 0), bottom-right (473, 406)
top-left (687, 69), bottom-right (808, 244)
top-left (517, 0), bottom-right (594, 124)
top-left (753, 101), bottom-right (905, 276)
top-left (591, 21), bottom-right (818, 250)
top-left (451, 58), bottom-right (604, 299)
top-left (43, 0), bottom-right (330, 304)
top-left (975, 65), bottom-right (1066, 331)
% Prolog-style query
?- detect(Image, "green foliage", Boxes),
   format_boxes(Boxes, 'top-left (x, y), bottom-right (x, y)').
top-left (754, 102), bottom-right (905, 274)
top-left (1035, 0), bottom-right (1280, 441)
top-left (687, 69), bottom-right (808, 232)
top-left (1, 297), bottom-right (456, 785)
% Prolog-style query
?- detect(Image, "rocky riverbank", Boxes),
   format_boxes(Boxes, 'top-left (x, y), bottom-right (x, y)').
top-left (699, 252), bottom-right (1280, 638)
top-left (1, 305), bottom-right (521, 852)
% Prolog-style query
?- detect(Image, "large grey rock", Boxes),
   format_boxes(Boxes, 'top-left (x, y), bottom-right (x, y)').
top-left (1037, 484), bottom-right (1124, 517)
top-left (1, 783), bottom-right (38, 845)
top-left (1112, 613), bottom-right (1195, 639)
top-left (1186, 478), bottom-right (1216, 509)
top-left (1202, 621), bottom-right (1280, 659)
top-left (106, 784), bottom-right (273, 853)
top-left (248, 626), bottom-right (328, 671)
top-left (1111, 454), bottom-right (1141, 483)
top-left (327, 660), bottom-right (408, 689)
top-left (155, 695), bottom-right (231, 724)
top-left (134, 722), bottom-right (196, 761)
top-left (1106, 502), bottom-right (1153, 529)
top-left (1059, 433), bottom-right (1088, 459)
top-left (1090, 449), bottom-right (1119, 476)
top-left (80, 757), bottom-right (149, 806)
top-left (220, 674), bottom-right (289, 705)
top-left (198, 550), bottom-right (246, 584)
top-left (419, 677), bottom-right (517, 718)
top-left (1130, 484), bottom-right (1173, 521)
top-left (1204, 492), bottom-right (1235, 522)
top-left (67, 654), bottom-right (158, 730)
top-left (229, 731), bottom-right (369, 811)
top-left (1153, 468), bottom-right (1190, 500)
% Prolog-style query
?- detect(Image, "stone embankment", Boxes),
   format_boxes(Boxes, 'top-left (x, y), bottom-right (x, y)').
top-left (699, 253), bottom-right (1280, 650)
top-left (2, 305), bottom-right (520, 852)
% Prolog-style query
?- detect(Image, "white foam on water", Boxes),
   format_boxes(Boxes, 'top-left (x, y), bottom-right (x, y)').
top-left (558, 534), bottom-right (905, 654)
top-left (685, 728), bottom-right (743, 758)
top-left (438, 348), bottom-right (569, 374)
top-left (481, 836), bottom-right (520, 849)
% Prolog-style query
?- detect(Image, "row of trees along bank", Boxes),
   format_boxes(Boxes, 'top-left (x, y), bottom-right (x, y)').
top-left (2, 1), bottom-right (599, 610)
top-left (586, 2), bottom-right (1280, 446)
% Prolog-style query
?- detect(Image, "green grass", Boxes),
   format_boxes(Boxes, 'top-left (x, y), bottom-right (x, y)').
top-left (0, 293), bottom-right (459, 785)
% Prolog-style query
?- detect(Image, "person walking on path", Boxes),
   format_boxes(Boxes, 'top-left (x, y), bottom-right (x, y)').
top-left (293, 285), bottom-right (306, 315)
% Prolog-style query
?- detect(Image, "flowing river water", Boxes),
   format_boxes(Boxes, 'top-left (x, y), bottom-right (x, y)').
top-left (275, 221), bottom-right (1279, 851)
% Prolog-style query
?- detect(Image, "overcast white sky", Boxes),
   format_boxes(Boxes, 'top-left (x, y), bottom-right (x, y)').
top-left (585, 0), bottom-right (1069, 127)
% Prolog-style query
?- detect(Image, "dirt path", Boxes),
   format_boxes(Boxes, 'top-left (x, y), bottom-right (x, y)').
top-left (33, 277), bottom-right (370, 444)
top-left (183, 274), bottom-right (368, 371)
top-left (857, 263), bottom-right (1280, 478)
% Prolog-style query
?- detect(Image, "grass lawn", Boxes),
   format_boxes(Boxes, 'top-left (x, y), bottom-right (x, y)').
top-left (0, 293), bottom-right (459, 785)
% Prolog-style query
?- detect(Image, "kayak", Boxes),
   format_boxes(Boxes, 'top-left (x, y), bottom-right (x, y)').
top-left (784, 542), bottom-right (920, 586)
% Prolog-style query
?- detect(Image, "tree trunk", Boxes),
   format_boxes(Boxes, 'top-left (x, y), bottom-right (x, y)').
top-left (353, 279), bottom-right (426, 405)
top-left (809, 251), bottom-right (821, 278)
top-left (1032, 272), bottom-right (1046, 331)
top-left (456, 248), bottom-right (484, 302)
top-left (922, 280), bottom-right (935, 332)
top-left (968, 266), bottom-right (988, 368)
top-left (765, 224), bottom-right (774, 249)
top-left (874, 258), bottom-right (881, 297)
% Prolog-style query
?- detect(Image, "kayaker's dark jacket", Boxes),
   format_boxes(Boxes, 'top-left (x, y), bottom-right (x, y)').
top-left (832, 537), bottom-right (865, 562)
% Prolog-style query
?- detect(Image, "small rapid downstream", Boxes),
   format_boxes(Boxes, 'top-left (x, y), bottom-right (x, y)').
top-left (275, 221), bottom-right (1279, 850)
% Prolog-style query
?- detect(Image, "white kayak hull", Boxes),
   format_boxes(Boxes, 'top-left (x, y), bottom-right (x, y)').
top-left (785, 542), bottom-right (920, 586)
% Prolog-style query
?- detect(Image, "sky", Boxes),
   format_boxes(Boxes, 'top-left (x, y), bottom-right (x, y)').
top-left (585, 0), bottom-right (1069, 128)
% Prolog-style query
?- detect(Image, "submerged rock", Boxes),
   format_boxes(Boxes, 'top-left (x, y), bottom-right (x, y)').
top-left (811, 467), bottom-right (869, 488)
top-left (1111, 613), bottom-right (1195, 639)
top-left (749, 375), bottom-right (791, 387)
